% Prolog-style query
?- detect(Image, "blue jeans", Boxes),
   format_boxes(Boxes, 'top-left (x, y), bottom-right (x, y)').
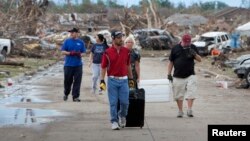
top-left (107, 77), bottom-right (129, 123)
top-left (91, 63), bottom-right (101, 91)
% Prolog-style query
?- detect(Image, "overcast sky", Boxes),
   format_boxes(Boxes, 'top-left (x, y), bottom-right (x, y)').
top-left (54, 0), bottom-right (242, 7)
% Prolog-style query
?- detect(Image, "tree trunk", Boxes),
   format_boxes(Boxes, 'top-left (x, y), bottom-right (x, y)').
top-left (0, 61), bottom-right (24, 67)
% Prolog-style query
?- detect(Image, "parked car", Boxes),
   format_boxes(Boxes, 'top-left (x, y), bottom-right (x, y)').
top-left (98, 30), bottom-right (112, 45)
top-left (232, 54), bottom-right (250, 85)
top-left (225, 54), bottom-right (250, 68)
top-left (193, 32), bottom-right (231, 55)
top-left (133, 28), bottom-right (179, 50)
top-left (79, 34), bottom-right (96, 53)
top-left (0, 38), bottom-right (13, 62)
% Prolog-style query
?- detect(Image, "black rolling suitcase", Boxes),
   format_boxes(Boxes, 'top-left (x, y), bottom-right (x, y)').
top-left (125, 88), bottom-right (145, 128)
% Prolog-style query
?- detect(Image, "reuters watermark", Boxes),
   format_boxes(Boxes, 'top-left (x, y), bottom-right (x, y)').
top-left (208, 125), bottom-right (250, 140)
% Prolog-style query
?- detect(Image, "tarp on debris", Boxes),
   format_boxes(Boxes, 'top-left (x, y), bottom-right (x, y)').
top-left (236, 22), bottom-right (250, 36)
top-left (164, 14), bottom-right (208, 26)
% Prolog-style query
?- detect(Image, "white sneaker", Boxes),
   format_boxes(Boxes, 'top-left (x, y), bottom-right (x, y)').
top-left (119, 116), bottom-right (126, 128)
top-left (177, 111), bottom-right (184, 118)
top-left (187, 109), bottom-right (194, 117)
top-left (111, 122), bottom-right (120, 130)
top-left (98, 89), bottom-right (103, 95)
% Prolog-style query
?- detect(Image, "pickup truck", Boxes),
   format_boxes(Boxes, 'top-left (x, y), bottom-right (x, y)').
top-left (232, 54), bottom-right (250, 86)
top-left (0, 38), bottom-right (12, 62)
top-left (193, 32), bottom-right (231, 56)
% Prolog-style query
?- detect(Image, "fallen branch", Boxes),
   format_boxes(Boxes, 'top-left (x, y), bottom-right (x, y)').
top-left (0, 61), bottom-right (24, 66)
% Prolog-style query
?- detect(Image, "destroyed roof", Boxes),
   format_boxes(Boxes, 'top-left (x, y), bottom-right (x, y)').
top-left (134, 28), bottom-right (166, 33)
top-left (164, 14), bottom-right (208, 26)
top-left (213, 7), bottom-right (250, 19)
top-left (235, 21), bottom-right (250, 36)
top-left (236, 22), bottom-right (250, 31)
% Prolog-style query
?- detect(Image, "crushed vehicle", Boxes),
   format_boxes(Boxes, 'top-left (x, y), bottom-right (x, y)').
top-left (193, 32), bottom-right (231, 56)
top-left (0, 38), bottom-right (14, 62)
top-left (225, 54), bottom-right (250, 68)
top-left (86, 35), bottom-right (96, 44)
top-left (98, 30), bottom-right (112, 45)
top-left (79, 34), bottom-right (96, 53)
top-left (133, 28), bottom-right (179, 50)
top-left (230, 54), bottom-right (250, 85)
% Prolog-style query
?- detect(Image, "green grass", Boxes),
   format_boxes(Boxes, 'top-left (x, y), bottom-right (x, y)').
top-left (0, 58), bottom-right (57, 80)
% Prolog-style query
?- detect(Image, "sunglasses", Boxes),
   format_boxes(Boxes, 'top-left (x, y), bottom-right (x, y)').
top-left (114, 31), bottom-right (122, 36)
top-left (115, 35), bottom-right (124, 39)
top-left (125, 41), bottom-right (133, 43)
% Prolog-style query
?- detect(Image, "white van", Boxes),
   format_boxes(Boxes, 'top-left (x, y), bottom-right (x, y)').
top-left (193, 32), bottom-right (231, 55)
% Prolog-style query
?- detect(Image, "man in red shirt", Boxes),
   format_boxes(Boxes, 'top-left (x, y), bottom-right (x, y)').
top-left (100, 30), bottom-right (133, 130)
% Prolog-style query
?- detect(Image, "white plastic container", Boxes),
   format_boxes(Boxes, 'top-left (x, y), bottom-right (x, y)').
top-left (7, 78), bottom-right (13, 86)
top-left (216, 81), bottom-right (228, 89)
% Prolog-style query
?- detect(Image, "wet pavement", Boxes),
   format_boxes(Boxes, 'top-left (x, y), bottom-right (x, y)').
top-left (0, 107), bottom-right (63, 127)
top-left (0, 62), bottom-right (66, 127)
top-left (0, 57), bottom-right (250, 141)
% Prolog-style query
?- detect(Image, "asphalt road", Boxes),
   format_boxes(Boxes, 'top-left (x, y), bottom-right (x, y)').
top-left (0, 57), bottom-right (249, 141)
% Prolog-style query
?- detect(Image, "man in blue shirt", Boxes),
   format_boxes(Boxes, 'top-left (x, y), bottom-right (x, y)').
top-left (61, 28), bottom-right (86, 102)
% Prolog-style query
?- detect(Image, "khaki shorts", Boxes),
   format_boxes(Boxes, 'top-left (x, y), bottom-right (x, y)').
top-left (172, 75), bottom-right (197, 101)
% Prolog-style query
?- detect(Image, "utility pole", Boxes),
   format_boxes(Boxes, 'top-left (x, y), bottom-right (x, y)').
top-left (65, 0), bottom-right (73, 12)
top-left (240, 0), bottom-right (245, 8)
top-left (107, 0), bottom-right (111, 8)
top-left (66, 0), bottom-right (71, 6)
top-left (214, 0), bottom-right (218, 13)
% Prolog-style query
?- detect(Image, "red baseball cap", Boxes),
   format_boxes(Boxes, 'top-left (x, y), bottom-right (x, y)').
top-left (182, 34), bottom-right (191, 44)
